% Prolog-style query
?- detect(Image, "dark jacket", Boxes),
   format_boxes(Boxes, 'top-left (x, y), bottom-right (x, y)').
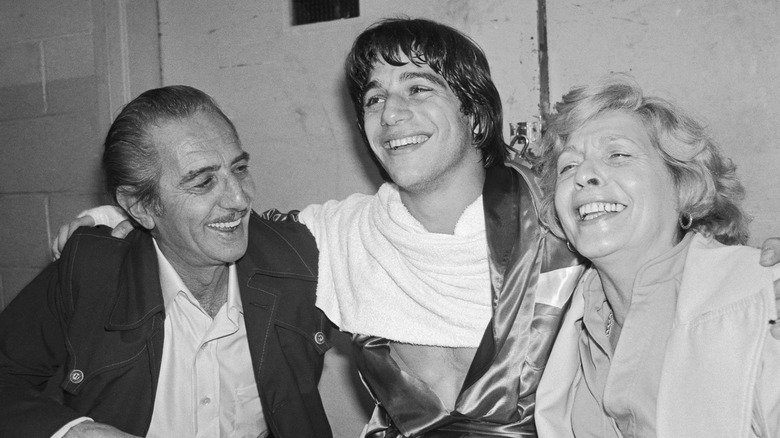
top-left (0, 210), bottom-right (332, 438)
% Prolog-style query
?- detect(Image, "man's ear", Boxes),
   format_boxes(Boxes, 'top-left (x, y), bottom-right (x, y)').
top-left (116, 187), bottom-right (156, 230)
top-left (470, 114), bottom-right (480, 141)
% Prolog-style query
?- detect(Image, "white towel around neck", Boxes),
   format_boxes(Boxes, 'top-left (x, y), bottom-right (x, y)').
top-left (298, 183), bottom-right (492, 347)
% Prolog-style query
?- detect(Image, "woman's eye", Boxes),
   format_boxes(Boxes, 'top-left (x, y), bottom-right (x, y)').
top-left (609, 152), bottom-right (631, 159)
top-left (558, 163), bottom-right (576, 175)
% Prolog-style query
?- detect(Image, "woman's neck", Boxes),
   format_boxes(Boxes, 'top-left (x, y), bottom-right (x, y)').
top-left (594, 267), bottom-right (632, 327)
top-left (590, 232), bottom-right (684, 326)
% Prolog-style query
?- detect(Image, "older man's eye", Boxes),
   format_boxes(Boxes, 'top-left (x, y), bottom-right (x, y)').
top-left (194, 176), bottom-right (215, 190)
top-left (234, 163), bottom-right (249, 175)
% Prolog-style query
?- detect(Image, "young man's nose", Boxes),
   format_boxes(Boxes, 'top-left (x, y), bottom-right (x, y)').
top-left (380, 94), bottom-right (412, 126)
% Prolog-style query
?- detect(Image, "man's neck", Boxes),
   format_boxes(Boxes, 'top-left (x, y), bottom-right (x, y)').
top-left (399, 168), bottom-right (486, 234)
top-left (181, 267), bottom-right (229, 318)
top-left (158, 245), bottom-right (230, 318)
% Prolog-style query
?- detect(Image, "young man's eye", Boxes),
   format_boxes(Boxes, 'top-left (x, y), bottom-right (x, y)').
top-left (363, 94), bottom-right (384, 108)
top-left (410, 85), bottom-right (431, 94)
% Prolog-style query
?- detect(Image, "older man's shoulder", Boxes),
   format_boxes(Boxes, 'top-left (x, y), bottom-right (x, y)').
top-left (250, 209), bottom-right (315, 245)
top-left (244, 209), bottom-right (318, 277)
top-left (69, 225), bottom-right (144, 246)
top-left (61, 226), bottom-right (150, 266)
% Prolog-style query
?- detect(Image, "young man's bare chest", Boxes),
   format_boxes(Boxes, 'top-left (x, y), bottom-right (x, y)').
top-left (390, 343), bottom-right (478, 409)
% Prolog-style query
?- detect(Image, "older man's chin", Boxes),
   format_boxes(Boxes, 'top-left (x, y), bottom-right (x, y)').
top-left (205, 226), bottom-right (249, 265)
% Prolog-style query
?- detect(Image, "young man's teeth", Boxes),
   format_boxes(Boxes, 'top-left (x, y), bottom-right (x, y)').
top-left (388, 135), bottom-right (428, 149)
top-left (578, 202), bottom-right (625, 220)
top-left (209, 218), bottom-right (242, 229)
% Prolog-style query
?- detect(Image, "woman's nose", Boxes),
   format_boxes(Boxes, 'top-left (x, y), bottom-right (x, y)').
top-left (574, 160), bottom-right (603, 189)
top-left (380, 94), bottom-right (412, 126)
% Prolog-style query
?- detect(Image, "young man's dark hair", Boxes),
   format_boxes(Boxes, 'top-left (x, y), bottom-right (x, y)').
top-left (345, 18), bottom-right (505, 168)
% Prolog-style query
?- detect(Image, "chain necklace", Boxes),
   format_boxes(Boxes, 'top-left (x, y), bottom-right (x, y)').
top-left (605, 311), bottom-right (615, 336)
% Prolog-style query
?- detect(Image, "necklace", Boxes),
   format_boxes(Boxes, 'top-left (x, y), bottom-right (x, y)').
top-left (605, 311), bottom-right (615, 336)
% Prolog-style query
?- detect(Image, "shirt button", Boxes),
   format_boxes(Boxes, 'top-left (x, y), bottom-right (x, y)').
top-left (200, 397), bottom-right (211, 406)
top-left (313, 331), bottom-right (326, 345)
top-left (69, 369), bottom-right (84, 384)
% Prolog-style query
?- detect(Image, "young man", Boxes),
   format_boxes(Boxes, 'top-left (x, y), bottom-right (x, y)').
top-left (0, 86), bottom-right (331, 438)
top-left (298, 19), bottom-right (583, 435)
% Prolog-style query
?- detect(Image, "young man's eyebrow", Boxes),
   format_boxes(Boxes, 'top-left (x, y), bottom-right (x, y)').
top-left (363, 80), bottom-right (381, 98)
top-left (399, 71), bottom-right (448, 88)
top-left (362, 71), bottom-right (448, 100)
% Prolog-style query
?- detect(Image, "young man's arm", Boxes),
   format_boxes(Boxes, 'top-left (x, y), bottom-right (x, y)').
top-left (51, 206), bottom-right (131, 260)
top-left (761, 238), bottom-right (780, 338)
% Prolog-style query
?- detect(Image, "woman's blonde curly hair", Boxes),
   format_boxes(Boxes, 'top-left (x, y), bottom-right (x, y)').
top-left (535, 74), bottom-right (750, 245)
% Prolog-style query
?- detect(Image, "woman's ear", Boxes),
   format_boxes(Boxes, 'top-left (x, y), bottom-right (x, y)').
top-left (116, 188), bottom-right (156, 230)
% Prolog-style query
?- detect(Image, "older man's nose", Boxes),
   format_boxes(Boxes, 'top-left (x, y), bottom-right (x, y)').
top-left (223, 176), bottom-right (252, 210)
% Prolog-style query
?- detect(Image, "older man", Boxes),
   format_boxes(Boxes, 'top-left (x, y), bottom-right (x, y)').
top-left (0, 86), bottom-right (331, 438)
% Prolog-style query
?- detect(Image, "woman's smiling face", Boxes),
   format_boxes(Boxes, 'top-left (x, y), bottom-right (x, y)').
top-left (554, 110), bottom-right (681, 266)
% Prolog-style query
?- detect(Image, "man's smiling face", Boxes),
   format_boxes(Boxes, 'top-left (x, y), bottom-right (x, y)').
top-left (145, 111), bottom-right (256, 270)
top-left (361, 53), bottom-right (481, 195)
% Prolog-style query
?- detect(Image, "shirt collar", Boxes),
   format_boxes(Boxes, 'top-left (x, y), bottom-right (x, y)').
top-left (152, 238), bottom-right (243, 315)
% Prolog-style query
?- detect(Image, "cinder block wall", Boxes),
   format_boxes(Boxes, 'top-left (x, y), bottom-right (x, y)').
top-left (0, 0), bottom-right (106, 310)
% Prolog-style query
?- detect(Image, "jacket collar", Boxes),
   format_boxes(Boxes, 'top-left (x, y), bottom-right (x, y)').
top-left (483, 164), bottom-right (522, 284)
top-left (106, 229), bottom-right (165, 330)
top-left (105, 212), bottom-right (319, 331)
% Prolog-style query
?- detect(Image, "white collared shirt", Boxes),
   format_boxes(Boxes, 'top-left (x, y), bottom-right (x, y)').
top-left (146, 239), bottom-right (268, 438)
top-left (53, 240), bottom-right (268, 438)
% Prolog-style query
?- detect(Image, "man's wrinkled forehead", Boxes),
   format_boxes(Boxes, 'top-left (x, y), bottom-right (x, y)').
top-left (174, 132), bottom-right (240, 151)
top-left (152, 112), bottom-right (237, 146)
top-left (167, 132), bottom-right (242, 166)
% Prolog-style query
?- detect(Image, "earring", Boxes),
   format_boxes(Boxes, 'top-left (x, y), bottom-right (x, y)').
top-left (566, 241), bottom-right (577, 253)
top-left (679, 212), bottom-right (693, 230)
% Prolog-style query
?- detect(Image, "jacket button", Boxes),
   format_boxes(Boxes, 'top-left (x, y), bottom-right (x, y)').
top-left (313, 331), bottom-right (326, 345)
top-left (69, 369), bottom-right (84, 384)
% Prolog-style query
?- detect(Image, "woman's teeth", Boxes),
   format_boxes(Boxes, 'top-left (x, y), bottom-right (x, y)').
top-left (578, 202), bottom-right (625, 220)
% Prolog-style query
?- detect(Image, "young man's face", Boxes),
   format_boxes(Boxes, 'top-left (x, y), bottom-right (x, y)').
top-left (143, 111), bottom-right (256, 271)
top-left (361, 53), bottom-right (482, 194)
